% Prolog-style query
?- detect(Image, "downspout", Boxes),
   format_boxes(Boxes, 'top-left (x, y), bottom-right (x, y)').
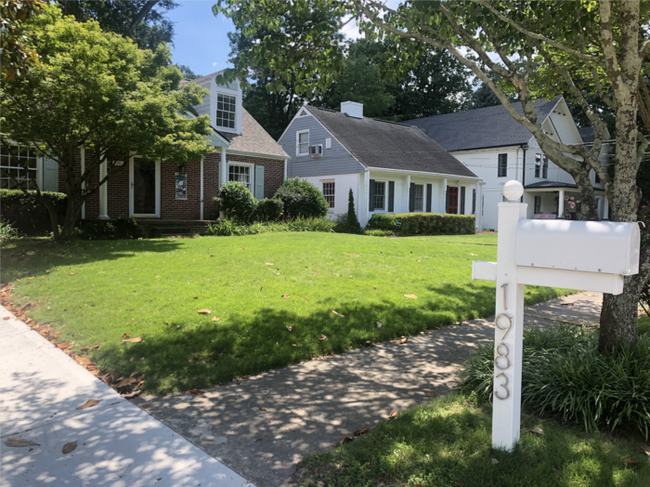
top-left (283, 158), bottom-right (288, 180)
top-left (520, 144), bottom-right (527, 202)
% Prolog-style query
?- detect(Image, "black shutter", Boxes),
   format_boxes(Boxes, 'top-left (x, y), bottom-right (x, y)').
top-left (409, 182), bottom-right (415, 212)
top-left (472, 189), bottom-right (476, 214)
top-left (460, 187), bottom-right (466, 214)
top-left (369, 179), bottom-right (375, 211)
top-left (388, 181), bottom-right (395, 212)
top-left (445, 186), bottom-right (449, 213)
top-left (426, 184), bottom-right (432, 212)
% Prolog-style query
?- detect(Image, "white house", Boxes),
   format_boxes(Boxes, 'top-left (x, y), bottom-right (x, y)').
top-left (277, 101), bottom-right (481, 227)
top-left (407, 97), bottom-right (611, 231)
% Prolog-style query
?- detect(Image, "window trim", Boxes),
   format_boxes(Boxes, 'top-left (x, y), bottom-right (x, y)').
top-left (296, 130), bottom-right (310, 157)
top-left (0, 142), bottom-right (43, 190)
top-left (497, 153), bottom-right (508, 178)
top-left (412, 183), bottom-right (425, 212)
top-left (227, 161), bottom-right (255, 192)
top-left (321, 179), bottom-right (335, 209)
top-left (216, 92), bottom-right (237, 130)
top-left (534, 195), bottom-right (542, 214)
top-left (372, 180), bottom-right (387, 212)
top-left (542, 156), bottom-right (549, 179)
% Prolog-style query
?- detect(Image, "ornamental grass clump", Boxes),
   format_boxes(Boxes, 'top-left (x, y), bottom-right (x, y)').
top-left (461, 325), bottom-right (650, 439)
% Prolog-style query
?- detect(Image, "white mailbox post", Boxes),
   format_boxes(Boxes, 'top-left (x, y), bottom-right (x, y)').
top-left (472, 180), bottom-right (640, 451)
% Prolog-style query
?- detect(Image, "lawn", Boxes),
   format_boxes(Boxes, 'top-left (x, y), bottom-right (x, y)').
top-left (298, 394), bottom-right (650, 487)
top-left (1, 233), bottom-right (568, 394)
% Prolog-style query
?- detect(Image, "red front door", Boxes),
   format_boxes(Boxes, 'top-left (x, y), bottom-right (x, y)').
top-left (447, 186), bottom-right (459, 214)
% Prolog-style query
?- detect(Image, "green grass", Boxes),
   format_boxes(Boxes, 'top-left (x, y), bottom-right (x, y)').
top-left (2, 233), bottom-right (568, 394)
top-left (639, 315), bottom-right (650, 336)
top-left (299, 394), bottom-right (650, 487)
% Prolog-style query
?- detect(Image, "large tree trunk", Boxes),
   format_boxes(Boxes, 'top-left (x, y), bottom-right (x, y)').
top-left (599, 280), bottom-right (639, 352)
top-left (60, 196), bottom-right (81, 240)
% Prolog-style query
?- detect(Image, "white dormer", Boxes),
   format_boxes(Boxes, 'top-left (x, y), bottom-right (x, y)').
top-left (190, 70), bottom-right (243, 135)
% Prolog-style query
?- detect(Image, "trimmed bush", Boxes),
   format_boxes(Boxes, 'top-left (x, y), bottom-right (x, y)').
top-left (256, 198), bottom-right (284, 222)
top-left (206, 217), bottom-right (335, 236)
top-left (79, 216), bottom-right (146, 240)
top-left (273, 178), bottom-right (328, 219)
top-left (367, 212), bottom-right (475, 235)
top-left (333, 189), bottom-right (362, 234)
top-left (461, 325), bottom-right (650, 439)
top-left (215, 181), bottom-right (258, 222)
top-left (0, 189), bottom-right (67, 236)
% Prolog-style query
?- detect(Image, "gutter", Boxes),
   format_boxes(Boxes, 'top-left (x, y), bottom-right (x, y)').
top-left (365, 166), bottom-right (480, 181)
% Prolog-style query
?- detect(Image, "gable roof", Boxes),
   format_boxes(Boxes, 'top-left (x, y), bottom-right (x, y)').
top-left (405, 98), bottom-right (560, 152)
top-left (216, 108), bottom-right (289, 158)
top-left (306, 106), bottom-right (477, 178)
top-left (179, 69), bottom-right (224, 88)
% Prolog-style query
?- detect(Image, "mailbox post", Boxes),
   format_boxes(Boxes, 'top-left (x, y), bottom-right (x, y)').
top-left (472, 180), bottom-right (640, 452)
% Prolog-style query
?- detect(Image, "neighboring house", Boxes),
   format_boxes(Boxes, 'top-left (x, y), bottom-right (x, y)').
top-left (277, 101), bottom-right (480, 227)
top-left (406, 97), bottom-right (611, 231)
top-left (1, 69), bottom-right (289, 222)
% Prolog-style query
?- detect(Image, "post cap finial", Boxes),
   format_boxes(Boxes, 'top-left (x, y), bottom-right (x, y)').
top-left (503, 180), bottom-right (524, 202)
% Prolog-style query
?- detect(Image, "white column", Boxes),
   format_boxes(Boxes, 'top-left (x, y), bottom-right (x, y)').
top-left (442, 178), bottom-right (447, 212)
top-left (283, 158), bottom-right (288, 180)
top-left (493, 181), bottom-right (527, 451)
top-left (98, 158), bottom-right (109, 220)
top-left (603, 197), bottom-right (610, 220)
top-left (558, 189), bottom-right (565, 218)
top-left (80, 148), bottom-right (86, 220)
top-left (200, 158), bottom-right (204, 220)
top-left (406, 175), bottom-right (411, 211)
top-left (363, 170), bottom-right (370, 226)
top-left (220, 147), bottom-right (227, 189)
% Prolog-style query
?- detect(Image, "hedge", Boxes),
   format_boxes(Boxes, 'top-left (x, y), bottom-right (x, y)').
top-left (0, 189), bottom-right (67, 236)
top-left (366, 212), bottom-right (476, 235)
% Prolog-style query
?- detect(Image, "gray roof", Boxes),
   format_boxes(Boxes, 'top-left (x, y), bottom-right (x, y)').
top-left (306, 106), bottom-right (477, 178)
top-left (525, 180), bottom-right (577, 189)
top-left (405, 98), bottom-right (560, 152)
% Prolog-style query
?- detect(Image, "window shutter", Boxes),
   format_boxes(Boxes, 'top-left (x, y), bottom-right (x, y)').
top-left (472, 189), bottom-right (476, 214)
top-left (388, 181), bottom-right (395, 212)
top-left (255, 165), bottom-right (265, 199)
top-left (426, 184), bottom-right (432, 212)
top-left (43, 158), bottom-right (59, 191)
top-left (409, 182), bottom-right (415, 212)
top-left (445, 186), bottom-right (449, 213)
top-left (460, 187), bottom-right (466, 214)
top-left (368, 179), bottom-right (375, 211)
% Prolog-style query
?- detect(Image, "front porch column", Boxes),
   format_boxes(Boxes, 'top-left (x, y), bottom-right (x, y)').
top-left (220, 147), bottom-right (227, 189)
top-left (558, 189), bottom-right (565, 218)
top-left (98, 159), bottom-right (109, 220)
top-left (363, 170), bottom-right (370, 226)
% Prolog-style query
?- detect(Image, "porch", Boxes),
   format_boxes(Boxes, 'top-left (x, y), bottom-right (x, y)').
top-left (524, 181), bottom-right (608, 221)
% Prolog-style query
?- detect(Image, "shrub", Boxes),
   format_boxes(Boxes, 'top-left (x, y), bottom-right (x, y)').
top-left (256, 198), bottom-right (284, 222)
top-left (273, 178), bottom-right (328, 219)
top-left (215, 181), bottom-right (258, 222)
top-left (333, 189), bottom-right (362, 234)
top-left (364, 229), bottom-right (395, 237)
top-left (461, 325), bottom-right (650, 439)
top-left (0, 189), bottom-right (67, 236)
top-left (0, 220), bottom-right (19, 241)
top-left (206, 217), bottom-right (335, 236)
top-left (79, 216), bottom-right (146, 240)
top-left (367, 212), bottom-right (475, 235)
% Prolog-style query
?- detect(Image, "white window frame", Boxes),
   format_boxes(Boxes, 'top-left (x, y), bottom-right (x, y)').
top-left (321, 179), bottom-right (335, 210)
top-left (228, 161), bottom-right (255, 192)
top-left (296, 130), bottom-right (310, 157)
top-left (216, 92), bottom-right (237, 130)
top-left (413, 183), bottom-right (424, 212)
top-left (0, 142), bottom-right (43, 190)
top-left (373, 180), bottom-right (387, 211)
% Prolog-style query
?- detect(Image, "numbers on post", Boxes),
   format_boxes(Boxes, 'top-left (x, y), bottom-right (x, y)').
top-left (495, 313), bottom-right (512, 340)
top-left (494, 373), bottom-right (510, 400)
top-left (494, 343), bottom-right (510, 370)
top-left (493, 297), bottom-right (513, 401)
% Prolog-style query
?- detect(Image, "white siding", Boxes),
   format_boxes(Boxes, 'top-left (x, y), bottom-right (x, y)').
top-left (300, 173), bottom-right (361, 219)
top-left (195, 81), bottom-right (211, 118)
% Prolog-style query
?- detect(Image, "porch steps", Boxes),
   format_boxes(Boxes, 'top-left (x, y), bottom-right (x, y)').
top-left (135, 219), bottom-right (215, 237)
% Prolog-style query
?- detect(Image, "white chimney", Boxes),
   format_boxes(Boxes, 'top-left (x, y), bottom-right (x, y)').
top-left (341, 101), bottom-right (363, 119)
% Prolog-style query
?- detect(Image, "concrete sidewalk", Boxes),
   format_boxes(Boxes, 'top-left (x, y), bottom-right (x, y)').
top-left (134, 291), bottom-right (603, 487)
top-left (0, 306), bottom-right (254, 487)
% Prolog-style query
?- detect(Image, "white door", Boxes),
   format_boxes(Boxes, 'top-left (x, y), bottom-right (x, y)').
top-left (130, 158), bottom-right (160, 217)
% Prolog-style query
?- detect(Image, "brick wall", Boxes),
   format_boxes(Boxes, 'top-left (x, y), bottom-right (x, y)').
top-left (227, 154), bottom-right (285, 199)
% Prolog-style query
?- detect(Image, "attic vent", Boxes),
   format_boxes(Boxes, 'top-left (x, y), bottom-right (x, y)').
top-left (309, 145), bottom-right (323, 157)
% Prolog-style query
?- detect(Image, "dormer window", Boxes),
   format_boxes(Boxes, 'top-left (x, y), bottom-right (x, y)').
top-left (216, 93), bottom-right (236, 129)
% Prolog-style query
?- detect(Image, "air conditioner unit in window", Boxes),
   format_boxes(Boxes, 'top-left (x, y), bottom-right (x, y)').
top-left (309, 145), bottom-right (323, 157)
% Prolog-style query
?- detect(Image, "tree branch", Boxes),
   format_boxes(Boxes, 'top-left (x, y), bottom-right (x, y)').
top-left (126, 0), bottom-right (159, 38)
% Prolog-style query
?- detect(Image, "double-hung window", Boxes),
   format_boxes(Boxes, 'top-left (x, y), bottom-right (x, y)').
top-left (322, 181), bottom-right (335, 208)
top-left (0, 144), bottom-right (37, 189)
top-left (542, 156), bottom-right (549, 179)
top-left (297, 131), bottom-right (309, 155)
top-left (229, 164), bottom-right (252, 191)
top-left (497, 154), bottom-right (507, 177)
top-left (216, 93), bottom-right (237, 129)
top-left (413, 184), bottom-right (424, 211)
top-left (374, 181), bottom-right (386, 210)
top-left (535, 154), bottom-right (549, 179)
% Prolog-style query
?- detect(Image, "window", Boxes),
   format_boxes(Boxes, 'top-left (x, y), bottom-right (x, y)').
top-left (472, 189), bottom-right (476, 214)
top-left (595, 171), bottom-right (601, 184)
top-left (297, 131), bottom-right (309, 155)
top-left (447, 186), bottom-right (458, 214)
top-left (216, 93), bottom-right (236, 129)
top-left (0, 144), bottom-right (37, 189)
top-left (534, 196), bottom-right (542, 214)
top-left (322, 181), bottom-right (335, 208)
top-left (497, 154), bottom-right (507, 177)
top-left (413, 184), bottom-right (424, 212)
top-left (229, 164), bottom-right (252, 191)
top-left (542, 156), bottom-right (549, 179)
top-left (374, 181), bottom-right (386, 210)
top-left (535, 153), bottom-right (541, 178)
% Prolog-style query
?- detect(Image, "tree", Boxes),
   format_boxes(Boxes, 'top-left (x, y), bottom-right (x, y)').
top-left (177, 64), bottom-right (202, 80)
top-left (471, 82), bottom-right (501, 109)
top-left (1, 5), bottom-right (213, 240)
top-left (55, 0), bottom-right (178, 49)
top-left (345, 189), bottom-right (362, 233)
top-left (1, 0), bottom-right (43, 81)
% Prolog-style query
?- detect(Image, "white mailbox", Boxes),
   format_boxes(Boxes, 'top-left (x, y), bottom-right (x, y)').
top-left (515, 220), bottom-right (640, 275)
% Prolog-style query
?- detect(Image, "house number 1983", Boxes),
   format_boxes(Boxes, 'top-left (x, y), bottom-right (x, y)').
top-left (494, 312), bottom-right (513, 400)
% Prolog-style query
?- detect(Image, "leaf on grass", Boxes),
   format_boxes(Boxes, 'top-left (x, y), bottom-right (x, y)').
top-left (376, 321), bottom-right (383, 328)
top-left (471, 253), bottom-right (478, 256)
top-left (265, 263), bottom-right (274, 266)
top-left (70, 273), bottom-right (76, 275)
top-left (282, 295), bottom-right (290, 299)
top-left (122, 333), bottom-right (131, 338)
top-left (57, 342), bottom-right (74, 350)
top-left (394, 336), bottom-right (408, 345)
top-left (130, 370), bottom-right (140, 378)
top-left (286, 325), bottom-right (293, 332)
top-left (318, 335), bottom-right (327, 342)
top-left (121, 336), bottom-right (142, 344)
top-left (197, 309), bottom-right (211, 314)
top-left (332, 310), bottom-right (345, 317)
top-left (27, 277), bottom-right (35, 280)
top-left (114, 377), bottom-right (138, 389)
top-left (627, 460), bottom-right (641, 466)
top-left (404, 294), bottom-right (417, 299)
top-left (292, 343), bottom-right (300, 347)
top-left (340, 434), bottom-right (353, 444)
top-left (62, 441), bottom-right (77, 454)
top-left (76, 399), bottom-right (101, 410)
top-left (5, 438), bottom-right (39, 447)
top-left (354, 428), bottom-right (369, 436)
top-left (387, 411), bottom-right (399, 420)
top-left (212, 316), bottom-right (220, 322)
top-left (491, 458), bottom-right (499, 465)
top-left (426, 393), bottom-right (437, 398)
top-left (187, 389), bottom-right (205, 396)
top-left (530, 428), bottom-right (544, 436)
top-left (155, 275), bottom-right (161, 278)
top-left (122, 389), bottom-right (141, 399)
top-left (259, 407), bottom-right (267, 411)
top-left (79, 345), bottom-right (99, 352)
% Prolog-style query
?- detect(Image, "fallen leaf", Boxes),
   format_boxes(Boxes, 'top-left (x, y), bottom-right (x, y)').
top-left (642, 444), bottom-right (650, 456)
top-left (114, 377), bottom-right (138, 388)
top-left (197, 309), bottom-right (211, 314)
top-left (265, 263), bottom-right (274, 266)
top-left (57, 342), bottom-right (74, 350)
top-left (394, 336), bottom-right (408, 345)
top-left (292, 343), bottom-right (300, 347)
top-left (122, 389), bottom-right (141, 399)
top-left (212, 316), bottom-right (220, 322)
top-left (318, 335), bottom-right (327, 342)
top-left (130, 370), bottom-right (140, 378)
top-left (376, 321), bottom-right (383, 328)
top-left (5, 438), bottom-right (39, 447)
top-left (387, 411), bottom-right (399, 420)
top-left (354, 428), bottom-right (369, 436)
top-left (122, 333), bottom-right (131, 338)
top-left (332, 310), bottom-right (345, 317)
top-left (121, 336), bottom-right (143, 344)
top-left (471, 253), bottom-right (477, 256)
top-left (404, 294), bottom-right (418, 299)
top-left (286, 325), bottom-right (293, 332)
top-left (491, 458), bottom-right (500, 465)
top-left (373, 286), bottom-right (378, 289)
top-left (259, 407), bottom-right (267, 411)
top-left (70, 272), bottom-right (76, 275)
top-left (560, 302), bottom-right (574, 306)
top-left (76, 399), bottom-right (101, 410)
top-left (530, 428), bottom-right (545, 436)
top-left (62, 441), bottom-right (77, 454)
top-left (187, 389), bottom-right (205, 396)
top-left (155, 275), bottom-right (161, 278)
top-left (2, 316), bottom-right (10, 320)
top-left (282, 295), bottom-right (290, 298)
top-left (627, 460), bottom-right (641, 466)
top-left (79, 345), bottom-right (100, 352)
top-left (426, 393), bottom-right (437, 398)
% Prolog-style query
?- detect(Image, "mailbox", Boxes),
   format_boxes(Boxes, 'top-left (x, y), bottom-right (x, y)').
top-left (515, 220), bottom-right (640, 275)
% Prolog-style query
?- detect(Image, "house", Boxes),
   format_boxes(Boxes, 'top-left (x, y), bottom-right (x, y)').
top-left (277, 101), bottom-right (480, 227)
top-left (1, 69), bottom-right (289, 225)
top-left (406, 97), bottom-right (611, 231)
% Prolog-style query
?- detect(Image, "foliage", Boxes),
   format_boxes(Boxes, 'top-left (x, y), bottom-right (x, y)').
top-left (177, 64), bottom-right (201, 80)
top-left (55, 0), bottom-right (178, 50)
top-left (273, 178), bottom-right (329, 219)
top-left (78, 216), bottom-right (147, 241)
top-left (364, 229), bottom-right (395, 237)
top-left (0, 189), bottom-right (67, 236)
top-left (0, 0), bottom-right (43, 82)
top-left (255, 198), bottom-right (284, 222)
top-left (461, 325), bottom-right (650, 439)
top-left (207, 216), bottom-right (334, 236)
top-left (1, 5), bottom-right (213, 240)
top-left (471, 82), bottom-right (502, 109)
top-left (216, 181), bottom-right (259, 223)
top-left (333, 189), bottom-right (362, 234)
top-left (299, 394), bottom-right (650, 487)
top-left (0, 221), bottom-right (19, 242)
top-left (367, 212), bottom-right (475, 236)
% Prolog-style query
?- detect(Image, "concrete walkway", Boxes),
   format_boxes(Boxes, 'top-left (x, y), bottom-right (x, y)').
top-left (0, 306), bottom-right (254, 487)
top-left (133, 292), bottom-right (603, 487)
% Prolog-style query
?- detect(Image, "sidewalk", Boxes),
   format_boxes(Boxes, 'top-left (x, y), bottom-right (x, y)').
top-left (0, 306), bottom-right (254, 487)
top-left (133, 291), bottom-right (603, 487)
